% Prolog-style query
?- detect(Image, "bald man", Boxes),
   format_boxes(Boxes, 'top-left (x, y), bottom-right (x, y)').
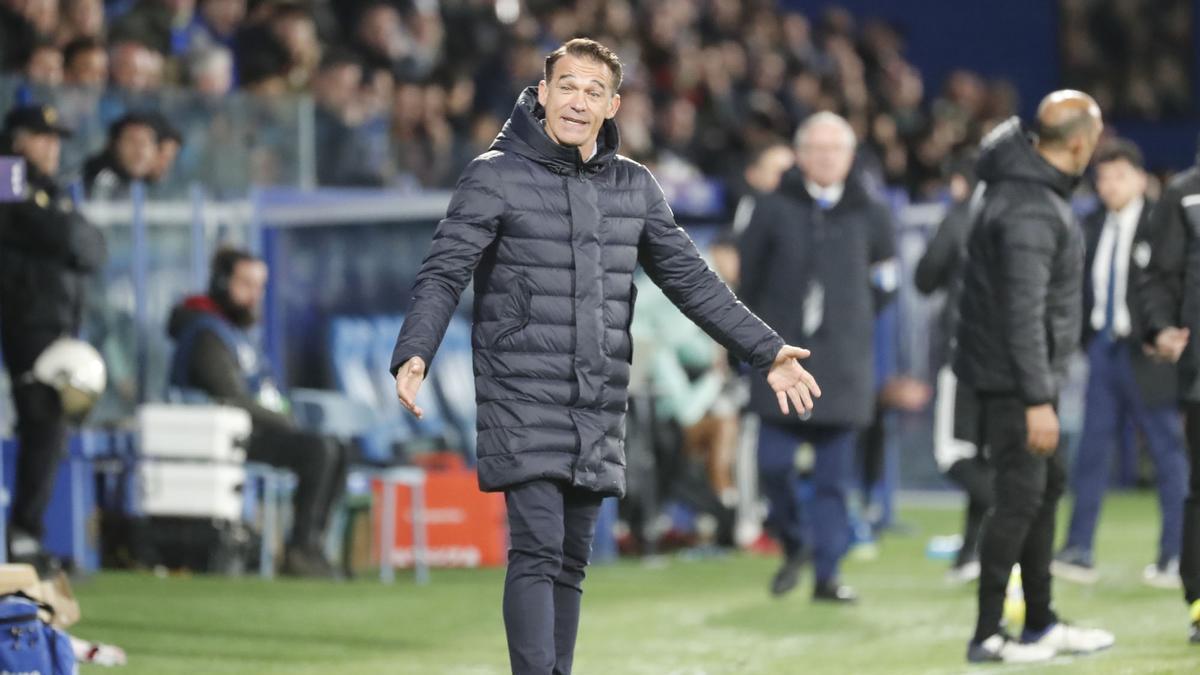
top-left (955, 91), bottom-right (1115, 663)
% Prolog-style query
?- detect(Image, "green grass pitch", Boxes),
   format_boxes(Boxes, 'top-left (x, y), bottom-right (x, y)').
top-left (71, 492), bottom-right (1198, 673)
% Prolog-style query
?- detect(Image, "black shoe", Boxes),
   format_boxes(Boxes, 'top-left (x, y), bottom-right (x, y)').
top-left (813, 580), bottom-right (857, 604)
top-left (769, 556), bottom-right (804, 597)
top-left (280, 545), bottom-right (336, 578)
top-left (1190, 622), bottom-right (1200, 644)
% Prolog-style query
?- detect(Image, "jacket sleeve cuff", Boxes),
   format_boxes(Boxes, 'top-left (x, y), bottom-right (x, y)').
top-left (750, 334), bottom-right (786, 374)
top-left (389, 347), bottom-right (433, 378)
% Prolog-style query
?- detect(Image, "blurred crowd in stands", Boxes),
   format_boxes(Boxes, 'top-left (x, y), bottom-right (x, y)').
top-left (1060, 0), bottom-right (1192, 121)
top-left (0, 0), bottom-right (1028, 201)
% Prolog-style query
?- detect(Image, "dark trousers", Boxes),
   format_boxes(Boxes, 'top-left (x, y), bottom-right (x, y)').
top-left (247, 424), bottom-right (346, 550)
top-left (1182, 404), bottom-right (1200, 604)
top-left (503, 480), bottom-right (602, 675)
top-left (11, 382), bottom-right (67, 539)
top-left (1066, 338), bottom-right (1187, 561)
top-left (4, 329), bottom-right (67, 541)
top-left (758, 422), bottom-right (856, 584)
top-left (974, 396), bottom-right (1063, 642)
top-left (946, 456), bottom-right (994, 567)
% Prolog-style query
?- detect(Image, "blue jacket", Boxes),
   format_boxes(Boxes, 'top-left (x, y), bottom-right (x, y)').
top-left (391, 87), bottom-right (783, 497)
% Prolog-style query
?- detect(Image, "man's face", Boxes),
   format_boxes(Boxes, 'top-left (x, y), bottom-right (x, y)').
top-left (114, 123), bottom-right (159, 178)
top-left (153, 138), bottom-right (180, 180)
top-left (797, 120), bottom-right (854, 187)
top-left (200, 0), bottom-right (244, 36)
top-left (537, 54), bottom-right (620, 157)
top-left (316, 63), bottom-right (361, 113)
top-left (1095, 158), bottom-right (1145, 213)
top-left (228, 259), bottom-right (267, 324)
top-left (26, 47), bottom-right (63, 86)
top-left (66, 47), bottom-right (107, 86)
top-left (13, 129), bottom-right (61, 176)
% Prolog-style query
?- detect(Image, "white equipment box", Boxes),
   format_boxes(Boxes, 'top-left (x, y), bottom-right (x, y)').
top-left (137, 404), bottom-right (251, 461)
top-left (140, 461), bottom-right (245, 520)
top-left (136, 404), bottom-right (253, 520)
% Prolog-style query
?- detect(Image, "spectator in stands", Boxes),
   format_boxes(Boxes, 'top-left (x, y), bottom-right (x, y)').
top-left (63, 37), bottom-right (108, 87)
top-left (23, 40), bottom-right (63, 88)
top-left (312, 48), bottom-right (387, 187)
top-left (739, 112), bottom-right (897, 604)
top-left (166, 247), bottom-right (347, 577)
top-left (267, 2), bottom-right (320, 91)
top-left (233, 22), bottom-right (288, 96)
top-left (0, 0), bottom-right (42, 70)
top-left (148, 113), bottom-right (182, 185)
top-left (108, 39), bottom-right (163, 93)
top-left (0, 105), bottom-right (107, 574)
top-left (186, 44), bottom-right (232, 96)
top-left (110, 0), bottom-right (197, 58)
top-left (56, 0), bottom-right (105, 45)
top-left (82, 112), bottom-right (161, 197)
top-left (354, 1), bottom-right (442, 82)
top-left (1055, 139), bottom-right (1188, 588)
top-left (189, 0), bottom-right (242, 51)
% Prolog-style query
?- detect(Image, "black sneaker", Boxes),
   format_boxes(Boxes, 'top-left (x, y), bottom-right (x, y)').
top-left (812, 580), bottom-right (857, 604)
top-left (280, 545), bottom-right (336, 579)
top-left (769, 556), bottom-right (804, 597)
top-left (1051, 547), bottom-right (1098, 584)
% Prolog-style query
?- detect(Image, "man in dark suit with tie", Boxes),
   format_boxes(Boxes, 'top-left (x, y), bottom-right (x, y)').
top-left (1053, 139), bottom-right (1188, 588)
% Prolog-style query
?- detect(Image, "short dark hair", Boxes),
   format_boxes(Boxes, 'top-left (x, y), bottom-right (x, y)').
top-left (107, 112), bottom-right (160, 145)
top-left (544, 38), bottom-right (623, 92)
top-left (209, 246), bottom-right (262, 296)
top-left (63, 37), bottom-right (105, 68)
top-left (1093, 138), bottom-right (1144, 170)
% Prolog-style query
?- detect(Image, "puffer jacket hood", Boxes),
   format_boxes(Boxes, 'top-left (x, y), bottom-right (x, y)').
top-left (491, 86), bottom-right (620, 175)
top-left (976, 117), bottom-right (1077, 199)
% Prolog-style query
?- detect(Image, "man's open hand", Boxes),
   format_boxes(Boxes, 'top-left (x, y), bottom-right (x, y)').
top-left (395, 357), bottom-right (426, 419)
top-left (767, 345), bottom-right (822, 416)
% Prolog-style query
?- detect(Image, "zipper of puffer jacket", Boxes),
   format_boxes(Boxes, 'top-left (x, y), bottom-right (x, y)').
top-left (564, 172), bottom-right (580, 408)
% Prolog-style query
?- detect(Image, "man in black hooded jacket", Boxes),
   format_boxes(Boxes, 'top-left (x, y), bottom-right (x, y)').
top-left (1136, 135), bottom-right (1200, 643)
top-left (956, 91), bottom-right (1114, 664)
top-left (390, 39), bottom-right (821, 675)
top-left (0, 105), bottom-right (106, 572)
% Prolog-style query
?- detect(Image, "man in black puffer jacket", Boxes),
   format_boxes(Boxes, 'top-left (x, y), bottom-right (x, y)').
top-left (956, 92), bottom-right (1114, 664)
top-left (0, 105), bottom-right (106, 572)
top-left (1136, 136), bottom-right (1200, 643)
top-left (390, 39), bottom-right (820, 675)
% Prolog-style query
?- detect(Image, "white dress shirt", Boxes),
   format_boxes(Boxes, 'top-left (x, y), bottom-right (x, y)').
top-left (1090, 196), bottom-right (1144, 337)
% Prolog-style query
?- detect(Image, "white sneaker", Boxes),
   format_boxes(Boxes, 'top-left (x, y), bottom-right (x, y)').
top-left (946, 560), bottom-right (981, 584)
top-left (967, 634), bottom-right (1056, 664)
top-left (1142, 559), bottom-right (1182, 590)
top-left (1024, 622), bottom-right (1114, 654)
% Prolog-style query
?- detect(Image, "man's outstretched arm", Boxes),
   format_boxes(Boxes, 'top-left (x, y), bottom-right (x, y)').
top-left (392, 157), bottom-right (505, 417)
top-left (637, 175), bottom-right (820, 415)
